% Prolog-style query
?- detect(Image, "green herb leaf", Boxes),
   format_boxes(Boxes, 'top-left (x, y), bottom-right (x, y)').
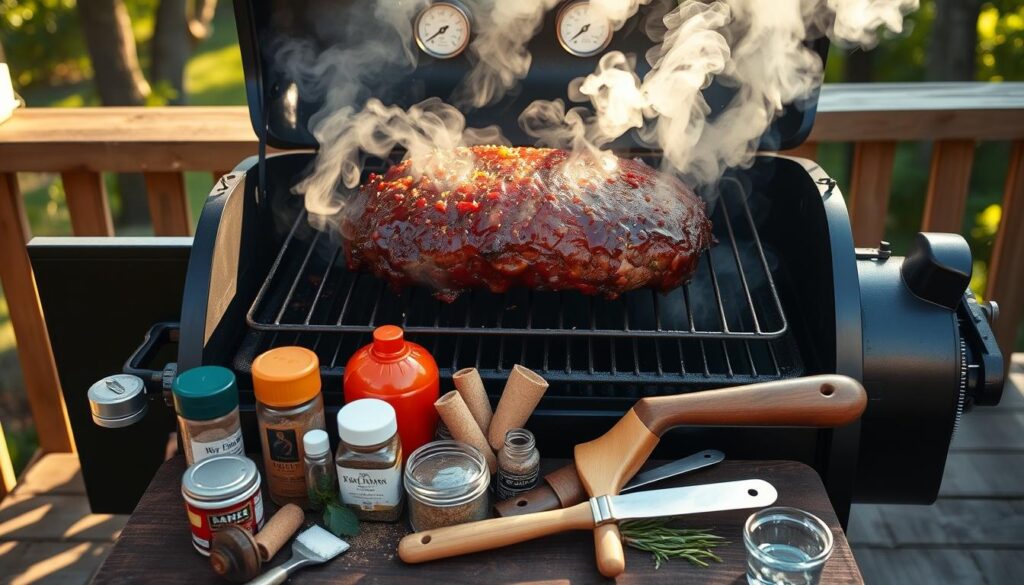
top-left (620, 519), bottom-right (726, 570)
top-left (323, 502), bottom-right (360, 537)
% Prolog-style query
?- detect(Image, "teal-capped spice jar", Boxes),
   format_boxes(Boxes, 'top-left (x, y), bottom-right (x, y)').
top-left (172, 366), bottom-right (245, 465)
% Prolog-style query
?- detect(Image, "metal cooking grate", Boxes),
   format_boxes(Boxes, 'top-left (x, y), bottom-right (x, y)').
top-left (235, 173), bottom-right (804, 397)
top-left (246, 176), bottom-right (788, 341)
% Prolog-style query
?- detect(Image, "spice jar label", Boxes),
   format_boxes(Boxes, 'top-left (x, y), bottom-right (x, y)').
top-left (190, 428), bottom-right (244, 463)
top-left (185, 490), bottom-right (264, 555)
top-left (266, 427), bottom-right (301, 462)
top-left (497, 467), bottom-right (540, 500)
top-left (338, 461), bottom-right (402, 511)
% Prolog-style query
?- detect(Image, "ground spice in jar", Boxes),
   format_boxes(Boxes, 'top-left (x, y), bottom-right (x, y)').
top-left (172, 366), bottom-right (245, 465)
top-left (496, 428), bottom-right (540, 500)
top-left (252, 347), bottom-right (327, 507)
top-left (335, 399), bottom-right (404, 522)
top-left (404, 441), bottom-right (490, 531)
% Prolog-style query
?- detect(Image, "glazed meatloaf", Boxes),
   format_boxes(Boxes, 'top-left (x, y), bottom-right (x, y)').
top-left (340, 146), bottom-right (712, 302)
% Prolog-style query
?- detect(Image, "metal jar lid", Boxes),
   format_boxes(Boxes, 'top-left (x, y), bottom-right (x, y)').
top-left (182, 455), bottom-right (260, 505)
top-left (88, 374), bottom-right (148, 428)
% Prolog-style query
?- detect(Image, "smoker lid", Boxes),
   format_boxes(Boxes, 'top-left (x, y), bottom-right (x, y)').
top-left (233, 0), bottom-right (827, 152)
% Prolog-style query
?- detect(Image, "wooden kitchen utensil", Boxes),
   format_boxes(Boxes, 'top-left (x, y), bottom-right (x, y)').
top-left (399, 479), bottom-right (778, 564)
top-left (574, 374), bottom-right (866, 577)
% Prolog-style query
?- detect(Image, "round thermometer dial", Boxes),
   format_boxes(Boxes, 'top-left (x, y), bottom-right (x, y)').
top-left (557, 1), bottom-right (612, 58)
top-left (415, 2), bottom-right (471, 59)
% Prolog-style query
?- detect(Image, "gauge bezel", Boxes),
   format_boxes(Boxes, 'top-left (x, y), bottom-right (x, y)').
top-left (414, 1), bottom-right (472, 59)
top-left (556, 0), bottom-right (613, 58)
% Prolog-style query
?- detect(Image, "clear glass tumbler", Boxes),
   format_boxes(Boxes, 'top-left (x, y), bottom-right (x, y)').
top-left (744, 507), bottom-right (834, 585)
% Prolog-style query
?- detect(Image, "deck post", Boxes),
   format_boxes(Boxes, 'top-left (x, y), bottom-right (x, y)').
top-left (0, 172), bottom-right (76, 454)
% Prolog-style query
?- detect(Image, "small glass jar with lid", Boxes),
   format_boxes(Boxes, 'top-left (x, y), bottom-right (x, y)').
top-left (335, 399), bottom-right (404, 522)
top-left (303, 429), bottom-right (338, 512)
top-left (172, 366), bottom-right (245, 465)
top-left (496, 428), bottom-right (540, 500)
top-left (404, 440), bottom-right (491, 531)
top-left (252, 346), bottom-right (327, 507)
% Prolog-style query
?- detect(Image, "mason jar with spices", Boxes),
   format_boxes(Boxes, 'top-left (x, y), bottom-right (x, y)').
top-left (252, 346), bottom-right (326, 507)
top-left (335, 399), bottom-right (403, 522)
top-left (172, 366), bottom-right (245, 465)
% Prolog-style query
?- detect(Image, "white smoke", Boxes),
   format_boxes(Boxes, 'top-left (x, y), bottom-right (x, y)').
top-left (294, 98), bottom-right (503, 219)
top-left (520, 0), bottom-right (917, 184)
top-left (454, 0), bottom-right (562, 108)
top-left (289, 0), bottom-right (917, 222)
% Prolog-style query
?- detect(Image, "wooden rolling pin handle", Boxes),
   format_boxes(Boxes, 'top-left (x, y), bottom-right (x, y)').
top-left (398, 501), bottom-right (595, 564)
top-left (594, 523), bottom-right (626, 578)
top-left (633, 374), bottom-right (867, 435)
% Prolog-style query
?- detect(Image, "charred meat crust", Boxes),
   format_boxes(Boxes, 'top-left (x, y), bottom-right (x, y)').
top-left (341, 146), bottom-right (713, 302)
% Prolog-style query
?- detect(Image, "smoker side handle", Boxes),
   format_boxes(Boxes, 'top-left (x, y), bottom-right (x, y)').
top-left (123, 321), bottom-right (179, 393)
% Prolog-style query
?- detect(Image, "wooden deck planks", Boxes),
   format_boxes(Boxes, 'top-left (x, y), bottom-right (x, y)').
top-left (0, 454), bottom-right (126, 584)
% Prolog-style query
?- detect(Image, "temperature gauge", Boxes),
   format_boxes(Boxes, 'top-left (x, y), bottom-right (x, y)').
top-left (415, 2), bottom-right (471, 59)
top-left (557, 0), bottom-right (612, 58)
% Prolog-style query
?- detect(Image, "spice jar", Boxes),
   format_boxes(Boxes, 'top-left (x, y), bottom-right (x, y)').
top-left (303, 430), bottom-right (338, 512)
top-left (344, 325), bottom-right (439, 454)
top-left (404, 440), bottom-right (491, 531)
top-left (182, 455), bottom-right (264, 556)
top-left (335, 399), bottom-right (404, 522)
top-left (172, 366), bottom-right (245, 465)
top-left (496, 429), bottom-right (540, 500)
top-left (252, 346), bottom-right (327, 507)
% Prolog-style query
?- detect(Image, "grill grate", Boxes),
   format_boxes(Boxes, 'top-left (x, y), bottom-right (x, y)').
top-left (247, 176), bottom-right (788, 341)
top-left (235, 174), bottom-right (804, 398)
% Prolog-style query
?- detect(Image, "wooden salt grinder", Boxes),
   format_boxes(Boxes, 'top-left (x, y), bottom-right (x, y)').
top-left (209, 504), bottom-right (305, 582)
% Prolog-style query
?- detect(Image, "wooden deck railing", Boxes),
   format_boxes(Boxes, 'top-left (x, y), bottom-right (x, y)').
top-left (0, 83), bottom-right (1022, 498)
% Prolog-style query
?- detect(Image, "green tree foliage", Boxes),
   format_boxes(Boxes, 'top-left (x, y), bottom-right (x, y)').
top-left (977, 1), bottom-right (1024, 81)
top-left (1, 0), bottom-right (88, 88)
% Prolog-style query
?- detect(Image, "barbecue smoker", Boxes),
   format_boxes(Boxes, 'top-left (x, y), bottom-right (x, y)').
top-left (49, 0), bottom-right (1007, 519)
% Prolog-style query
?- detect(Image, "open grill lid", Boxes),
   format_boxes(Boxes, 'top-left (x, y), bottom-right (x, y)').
top-left (233, 0), bottom-right (828, 152)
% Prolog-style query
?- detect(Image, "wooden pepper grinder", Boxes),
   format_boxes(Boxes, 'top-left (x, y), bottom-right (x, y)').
top-left (209, 503), bottom-right (305, 582)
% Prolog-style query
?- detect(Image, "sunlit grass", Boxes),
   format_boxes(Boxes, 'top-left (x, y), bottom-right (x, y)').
top-left (186, 43), bottom-right (246, 106)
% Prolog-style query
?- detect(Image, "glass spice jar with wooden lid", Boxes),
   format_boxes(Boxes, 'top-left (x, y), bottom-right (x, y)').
top-left (252, 346), bottom-right (326, 508)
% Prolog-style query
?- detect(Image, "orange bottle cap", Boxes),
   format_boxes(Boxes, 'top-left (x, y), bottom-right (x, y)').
top-left (372, 325), bottom-right (407, 357)
top-left (251, 346), bottom-right (321, 407)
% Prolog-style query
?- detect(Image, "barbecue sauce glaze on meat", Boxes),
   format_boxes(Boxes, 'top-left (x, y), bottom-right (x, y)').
top-left (341, 146), bottom-right (713, 302)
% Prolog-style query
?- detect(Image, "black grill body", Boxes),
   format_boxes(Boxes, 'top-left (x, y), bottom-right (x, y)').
top-left (41, 0), bottom-right (1006, 516)
top-left (174, 147), bottom-right (1004, 521)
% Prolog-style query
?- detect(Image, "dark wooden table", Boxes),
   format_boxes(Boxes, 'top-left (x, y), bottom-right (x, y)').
top-left (93, 457), bottom-right (862, 584)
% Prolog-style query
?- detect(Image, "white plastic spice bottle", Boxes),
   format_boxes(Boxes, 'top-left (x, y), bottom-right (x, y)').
top-left (335, 399), bottom-right (404, 522)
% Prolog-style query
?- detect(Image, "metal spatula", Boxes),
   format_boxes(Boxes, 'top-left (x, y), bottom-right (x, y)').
top-left (246, 525), bottom-right (349, 585)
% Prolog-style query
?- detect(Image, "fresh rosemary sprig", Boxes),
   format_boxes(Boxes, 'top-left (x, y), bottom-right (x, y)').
top-left (620, 519), bottom-right (727, 569)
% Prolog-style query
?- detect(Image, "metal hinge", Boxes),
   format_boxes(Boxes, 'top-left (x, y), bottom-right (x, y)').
top-left (855, 240), bottom-right (892, 260)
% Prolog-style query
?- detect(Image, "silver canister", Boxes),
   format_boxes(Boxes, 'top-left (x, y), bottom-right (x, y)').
top-left (88, 374), bottom-right (148, 428)
top-left (181, 455), bottom-right (265, 555)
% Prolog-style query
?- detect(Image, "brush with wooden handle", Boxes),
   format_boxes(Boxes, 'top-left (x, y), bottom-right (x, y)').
top-left (398, 479), bottom-right (778, 564)
top-left (573, 374), bottom-right (866, 577)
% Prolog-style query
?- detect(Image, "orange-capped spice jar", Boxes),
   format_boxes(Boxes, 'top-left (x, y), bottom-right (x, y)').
top-left (344, 326), bottom-right (439, 454)
top-left (252, 346), bottom-right (326, 507)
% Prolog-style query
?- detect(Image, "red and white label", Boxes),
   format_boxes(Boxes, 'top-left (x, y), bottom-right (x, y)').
top-left (185, 491), bottom-right (264, 555)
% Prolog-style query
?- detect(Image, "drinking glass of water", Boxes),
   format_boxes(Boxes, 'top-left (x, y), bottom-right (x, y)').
top-left (744, 507), bottom-right (834, 585)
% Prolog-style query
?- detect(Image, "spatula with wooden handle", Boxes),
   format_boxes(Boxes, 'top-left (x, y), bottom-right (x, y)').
top-left (574, 374), bottom-right (866, 577)
top-left (399, 479), bottom-right (777, 564)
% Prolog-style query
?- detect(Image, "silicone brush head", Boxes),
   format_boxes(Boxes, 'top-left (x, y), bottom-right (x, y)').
top-left (294, 525), bottom-right (350, 563)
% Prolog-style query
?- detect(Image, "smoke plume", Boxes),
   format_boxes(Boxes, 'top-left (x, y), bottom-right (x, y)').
top-left (288, 0), bottom-right (917, 221)
top-left (521, 0), bottom-right (916, 184)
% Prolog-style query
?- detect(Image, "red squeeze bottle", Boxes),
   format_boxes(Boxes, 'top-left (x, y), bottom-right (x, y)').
top-left (343, 325), bottom-right (440, 454)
